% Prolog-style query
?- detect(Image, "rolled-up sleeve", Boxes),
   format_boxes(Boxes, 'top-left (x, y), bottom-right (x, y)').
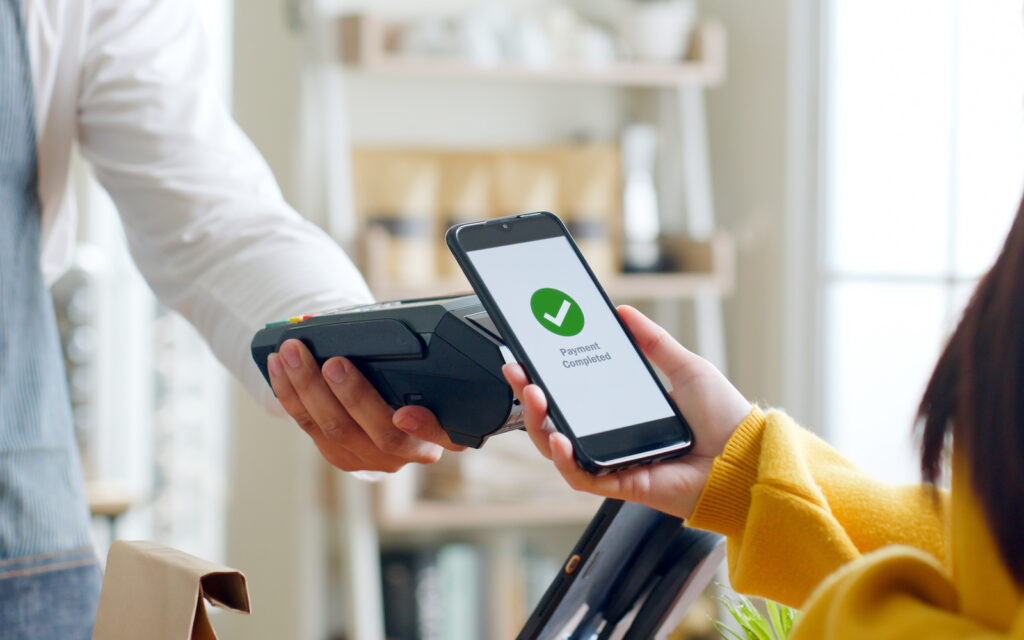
top-left (76, 0), bottom-right (373, 412)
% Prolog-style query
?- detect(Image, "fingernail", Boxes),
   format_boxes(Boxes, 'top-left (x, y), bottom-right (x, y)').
top-left (395, 414), bottom-right (422, 432)
top-left (541, 417), bottom-right (556, 433)
top-left (281, 342), bottom-right (301, 368)
top-left (323, 359), bottom-right (347, 384)
top-left (268, 354), bottom-right (284, 377)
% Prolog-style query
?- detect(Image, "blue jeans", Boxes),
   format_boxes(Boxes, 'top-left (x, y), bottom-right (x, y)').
top-left (0, 547), bottom-right (102, 639)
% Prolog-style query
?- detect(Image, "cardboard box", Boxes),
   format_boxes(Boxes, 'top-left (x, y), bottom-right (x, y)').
top-left (92, 541), bottom-right (250, 640)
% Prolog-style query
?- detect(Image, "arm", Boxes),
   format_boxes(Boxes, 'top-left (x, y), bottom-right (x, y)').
top-left (504, 306), bottom-right (948, 609)
top-left (76, 0), bottom-right (459, 471)
top-left (791, 547), bottom-right (1003, 639)
top-left (689, 408), bottom-right (948, 608)
top-left (76, 0), bottom-right (365, 406)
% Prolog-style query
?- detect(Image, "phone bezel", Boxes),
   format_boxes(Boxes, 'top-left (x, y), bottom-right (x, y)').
top-left (446, 212), bottom-right (693, 474)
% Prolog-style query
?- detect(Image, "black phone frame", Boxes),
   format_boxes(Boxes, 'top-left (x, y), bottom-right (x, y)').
top-left (446, 211), bottom-right (694, 474)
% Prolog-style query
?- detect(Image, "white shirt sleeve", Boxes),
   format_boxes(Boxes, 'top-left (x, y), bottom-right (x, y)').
top-left (76, 0), bottom-right (373, 413)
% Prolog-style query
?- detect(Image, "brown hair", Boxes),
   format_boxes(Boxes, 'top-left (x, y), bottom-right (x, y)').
top-left (918, 197), bottom-right (1024, 585)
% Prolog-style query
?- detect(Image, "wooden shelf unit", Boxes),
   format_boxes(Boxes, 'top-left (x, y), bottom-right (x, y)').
top-left (375, 496), bottom-right (604, 534)
top-left (338, 15), bottom-right (726, 89)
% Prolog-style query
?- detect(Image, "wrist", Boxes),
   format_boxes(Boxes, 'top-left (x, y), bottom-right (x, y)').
top-left (709, 399), bottom-right (757, 458)
top-left (677, 458), bottom-right (715, 520)
top-left (686, 406), bottom-right (766, 535)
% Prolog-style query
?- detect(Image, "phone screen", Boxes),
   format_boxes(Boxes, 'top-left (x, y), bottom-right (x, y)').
top-left (466, 235), bottom-right (676, 439)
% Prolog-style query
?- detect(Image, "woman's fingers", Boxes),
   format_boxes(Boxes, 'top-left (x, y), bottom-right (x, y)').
top-left (617, 305), bottom-right (752, 459)
top-left (503, 364), bottom-right (555, 459)
top-left (523, 386), bottom-right (556, 459)
top-left (493, 310), bottom-right (750, 520)
top-left (617, 305), bottom-right (704, 387)
top-left (503, 363), bottom-right (529, 396)
top-left (548, 433), bottom-right (626, 498)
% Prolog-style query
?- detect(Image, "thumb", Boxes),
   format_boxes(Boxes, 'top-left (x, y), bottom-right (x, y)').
top-left (617, 305), bottom-right (706, 387)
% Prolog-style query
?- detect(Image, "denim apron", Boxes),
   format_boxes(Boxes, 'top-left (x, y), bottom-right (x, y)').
top-left (0, 0), bottom-right (102, 636)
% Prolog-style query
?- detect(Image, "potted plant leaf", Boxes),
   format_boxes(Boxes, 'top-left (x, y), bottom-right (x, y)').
top-left (713, 591), bottom-right (800, 640)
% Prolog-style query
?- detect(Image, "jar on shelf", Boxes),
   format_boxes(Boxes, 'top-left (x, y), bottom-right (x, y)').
top-left (352, 150), bottom-right (441, 289)
top-left (556, 143), bottom-right (621, 279)
top-left (437, 152), bottom-right (492, 282)
top-left (492, 150), bottom-right (560, 219)
top-left (620, 0), bottom-right (698, 62)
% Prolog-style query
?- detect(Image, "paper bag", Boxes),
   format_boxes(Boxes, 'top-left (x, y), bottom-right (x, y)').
top-left (92, 541), bottom-right (250, 640)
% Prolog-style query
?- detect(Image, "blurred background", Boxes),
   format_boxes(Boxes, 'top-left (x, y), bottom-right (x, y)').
top-left (62, 0), bottom-right (1024, 638)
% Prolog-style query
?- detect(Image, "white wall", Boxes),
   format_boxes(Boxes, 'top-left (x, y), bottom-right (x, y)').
top-left (702, 0), bottom-right (802, 415)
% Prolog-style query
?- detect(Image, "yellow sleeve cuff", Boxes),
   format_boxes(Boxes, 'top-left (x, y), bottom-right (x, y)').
top-left (687, 406), bottom-right (766, 537)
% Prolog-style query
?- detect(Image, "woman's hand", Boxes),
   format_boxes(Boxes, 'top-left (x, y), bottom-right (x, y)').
top-left (502, 305), bottom-right (751, 520)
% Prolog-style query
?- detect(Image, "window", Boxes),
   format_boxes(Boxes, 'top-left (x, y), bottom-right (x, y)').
top-left (821, 0), bottom-right (1024, 483)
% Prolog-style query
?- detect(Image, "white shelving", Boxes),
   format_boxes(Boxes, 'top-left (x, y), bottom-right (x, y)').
top-left (339, 15), bottom-right (726, 88)
top-left (377, 496), bottom-right (606, 534)
top-left (317, 12), bottom-right (732, 640)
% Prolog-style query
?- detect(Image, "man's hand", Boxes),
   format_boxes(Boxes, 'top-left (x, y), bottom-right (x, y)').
top-left (502, 305), bottom-right (752, 520)
top-left (267, 339), bottom-right (465, 473)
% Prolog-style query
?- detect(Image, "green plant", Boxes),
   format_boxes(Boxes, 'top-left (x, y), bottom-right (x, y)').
top-left (712, 592), bottom-right (799, 640)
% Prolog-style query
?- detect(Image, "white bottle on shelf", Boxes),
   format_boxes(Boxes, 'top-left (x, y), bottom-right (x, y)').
top-left (622, 123), bottom-right (663, 271)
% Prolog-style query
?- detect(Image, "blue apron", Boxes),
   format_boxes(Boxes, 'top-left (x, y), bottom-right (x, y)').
top-left (0, 0), bottom-right (101, 636)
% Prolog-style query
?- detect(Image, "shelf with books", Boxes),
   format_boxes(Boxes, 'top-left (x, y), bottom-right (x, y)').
top-left (369, 439), bottom-right (606, 637)
top-left (378, 526), bottom-right (577, 640)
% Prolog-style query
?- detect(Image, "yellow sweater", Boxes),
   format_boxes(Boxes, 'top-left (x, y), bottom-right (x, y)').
top-left (689, 407), bottom-right (1024, 639)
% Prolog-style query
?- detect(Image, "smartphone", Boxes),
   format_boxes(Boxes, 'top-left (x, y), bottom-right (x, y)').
top-left (446, 211), bottom-right (693, 474)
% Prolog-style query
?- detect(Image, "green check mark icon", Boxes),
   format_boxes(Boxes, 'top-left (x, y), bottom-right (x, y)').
top-left (531, 288), bottom-right (584, 337)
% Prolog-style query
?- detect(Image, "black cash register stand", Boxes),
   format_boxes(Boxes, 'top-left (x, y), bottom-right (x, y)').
top-left (519, 499), bottom-right (725, 640)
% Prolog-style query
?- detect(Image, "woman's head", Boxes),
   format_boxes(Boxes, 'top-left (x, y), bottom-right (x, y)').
top-left (919, 196), bottom-right (1024, 584)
